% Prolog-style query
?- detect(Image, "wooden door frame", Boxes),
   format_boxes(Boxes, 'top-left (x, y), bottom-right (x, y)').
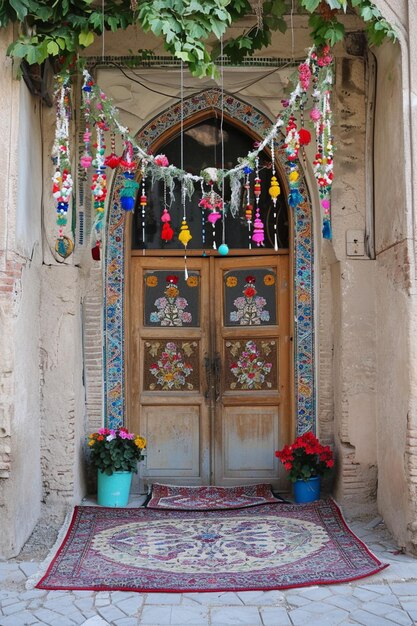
top-left (103, 88), bottom-right (316, 441)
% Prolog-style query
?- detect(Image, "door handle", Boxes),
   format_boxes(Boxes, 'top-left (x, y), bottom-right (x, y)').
top-left (214, 352), bottom-right (221, 403)
top-left (203, 353), bottom-right (212, 400)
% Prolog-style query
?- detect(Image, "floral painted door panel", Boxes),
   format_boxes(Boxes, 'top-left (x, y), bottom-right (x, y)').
top-left (129, 254), bottom-right (290, 488)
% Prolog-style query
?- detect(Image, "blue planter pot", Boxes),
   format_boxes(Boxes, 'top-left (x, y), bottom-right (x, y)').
top-left (293, 476), bottom-right (321, 503)
top-left (97, 470), bottom-right (133, 507)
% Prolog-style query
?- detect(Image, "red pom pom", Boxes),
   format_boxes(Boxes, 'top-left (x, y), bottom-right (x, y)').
top-left (104, 154), bottom-right (122, 169)
top-left (299, 128), bottom-right (312, 146)
top-left (91, 242), bottom-right (101, 261)
top-left (161, 222), bottom-right (174, 242)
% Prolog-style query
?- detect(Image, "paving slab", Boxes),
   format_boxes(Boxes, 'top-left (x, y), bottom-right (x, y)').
top-left (211, 606), bottom-right (263, 625)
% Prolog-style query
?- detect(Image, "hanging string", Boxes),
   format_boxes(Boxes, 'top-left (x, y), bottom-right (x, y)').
top-left (178, 59), bottom-right (191, 276)
top-left (218, 36), bottom-right (229, 256)
top-left (269, 137), bottom-right (280, 251)
top-left (290, 0), bottom-right (295, 62)
top-left (101, 0), bottom-right (105, 62)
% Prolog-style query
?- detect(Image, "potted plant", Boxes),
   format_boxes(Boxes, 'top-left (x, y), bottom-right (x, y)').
top-left (88, 427), bottom-right (147, 506)
top-left (275, 432), bottom-right (334, 503)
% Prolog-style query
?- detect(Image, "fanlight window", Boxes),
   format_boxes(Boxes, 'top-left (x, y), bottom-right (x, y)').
top-left (131, 117), bottom-right (289, 251)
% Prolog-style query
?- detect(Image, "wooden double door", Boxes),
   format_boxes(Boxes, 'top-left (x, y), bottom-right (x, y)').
top-left (129, 253), bottom-right (290, 488)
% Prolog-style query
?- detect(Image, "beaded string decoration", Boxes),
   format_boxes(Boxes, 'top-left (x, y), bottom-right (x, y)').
top-left (104, 132), bottom-right (122, 169)
top-left (154, 154), bottom-right (174, 243)
top-left (91, 123), bottom-right (107, 259)
top-left (252, 156), bottom-right (264, 246)
top-left (207, 180), bottom-right (221, 249)
top-left (119, 139), bottom-right (138, 213)
top-left (52, 75), bottom-right (74, 259)
top-left (139, 161), bottom-right (147, 245)
top-left (285, 114), bottom-right (303, 211)
top-left (243, 165), bottom-right (253, 249)
top-left (198, 181), bottom-right (207, 245)
top-left (310, 45), bottom-right (334, 239)
top-left (80, 74), bottom-right (93, 170)
top-left (268, 137), bottom-right (281, 251)
top-left (177, 60), bottom-right (192, 277)
top-left (218, 35), bottom-right (229, 256)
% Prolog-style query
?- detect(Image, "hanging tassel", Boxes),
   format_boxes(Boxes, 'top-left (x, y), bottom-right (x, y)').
top-left (288, 187), bottom-right (303, 208)
top-left (322, 219), bottom-right (332, 240)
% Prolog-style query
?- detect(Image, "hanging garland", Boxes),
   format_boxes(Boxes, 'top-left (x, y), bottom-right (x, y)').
top-left (51, 75), bottom-right (74, 259)
top-left (51, 44), bottom-right (335, 259)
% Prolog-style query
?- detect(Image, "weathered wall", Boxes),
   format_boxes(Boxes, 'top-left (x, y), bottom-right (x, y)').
top-left (316, 53), bottom-right (378, 514)
top-left (373, 39), bottom-right (411, 548)
top-left (0, 27), bottom-right (43, 558)
top-left (40, 265), bottom-right (86, 510)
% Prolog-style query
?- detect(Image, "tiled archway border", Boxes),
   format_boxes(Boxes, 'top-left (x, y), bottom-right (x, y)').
top-left (104, 88), bottom-right (315, 435)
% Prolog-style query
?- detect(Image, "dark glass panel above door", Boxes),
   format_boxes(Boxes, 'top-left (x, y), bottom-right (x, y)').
top-left (131, 117), bottom-right (289, 251)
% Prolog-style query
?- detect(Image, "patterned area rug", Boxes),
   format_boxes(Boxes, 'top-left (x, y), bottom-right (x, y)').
top-left (36, 499), bottom-right (387, 593)
top-left (147, 483), bottom-right (281, 510)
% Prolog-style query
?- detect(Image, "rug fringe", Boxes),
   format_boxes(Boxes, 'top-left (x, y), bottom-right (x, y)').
top-left (25, 508), bottom-right (74, 590)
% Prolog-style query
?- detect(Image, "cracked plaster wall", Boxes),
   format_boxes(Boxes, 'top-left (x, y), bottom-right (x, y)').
top-left (0, 26), bottom-right (43, 559)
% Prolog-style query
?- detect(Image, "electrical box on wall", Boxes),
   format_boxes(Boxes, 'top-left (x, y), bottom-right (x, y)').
top-left (346, 230), bottom-right (365, 257)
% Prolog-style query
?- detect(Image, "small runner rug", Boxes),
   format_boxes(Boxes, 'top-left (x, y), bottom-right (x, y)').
top-left (36, 499), bottom-right (387, 593)
top-left (147, 483), bottom-right (282, 510)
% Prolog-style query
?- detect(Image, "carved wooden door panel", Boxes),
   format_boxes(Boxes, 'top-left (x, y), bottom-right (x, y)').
top-left (129, 253), bottom-right (290, 487)
top-left (212, 255), bottom-right (290, 486)
top-left (130, 256), bottom-right (211, 485)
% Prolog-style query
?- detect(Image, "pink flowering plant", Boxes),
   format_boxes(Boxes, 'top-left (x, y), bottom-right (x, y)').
top-left (275, 432), bottom-right (334, 482)
top-left (88, 428), bottom-right (146, 475)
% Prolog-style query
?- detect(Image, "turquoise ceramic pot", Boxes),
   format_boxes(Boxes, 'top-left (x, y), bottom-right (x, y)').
top-left (97, 470), bottom-right (133, 507)
top-left (293, 476), bottom-right (321, 503)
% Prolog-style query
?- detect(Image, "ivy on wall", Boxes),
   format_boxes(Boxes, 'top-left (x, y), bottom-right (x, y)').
top-left (0, 0), bottom-right (396, 75)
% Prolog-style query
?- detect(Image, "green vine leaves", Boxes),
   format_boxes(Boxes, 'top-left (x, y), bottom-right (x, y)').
top-left (1, 0), bottom-right (397, 75)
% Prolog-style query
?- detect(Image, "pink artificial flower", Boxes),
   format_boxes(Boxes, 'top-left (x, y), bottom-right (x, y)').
top-left (154, 154), bottom-right (169, 167)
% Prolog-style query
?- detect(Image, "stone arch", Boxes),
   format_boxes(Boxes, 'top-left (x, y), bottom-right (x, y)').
top-left (103, 88), bottom-right (316, 436)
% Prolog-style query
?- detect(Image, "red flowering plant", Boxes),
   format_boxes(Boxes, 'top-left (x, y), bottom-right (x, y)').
top-left (88, 428), bottom-right (146, 476)
top-left (275, 432), bottom-right (334, 482)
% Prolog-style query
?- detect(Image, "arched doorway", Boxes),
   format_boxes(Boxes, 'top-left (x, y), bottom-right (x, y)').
top-left (104, 89), bottom-right (315, 489)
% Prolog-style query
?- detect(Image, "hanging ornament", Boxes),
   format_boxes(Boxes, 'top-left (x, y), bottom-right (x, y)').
top-left (179, 219), bottom-right (192, 247)
top-left (199, 182), bottom-right (222, 249)
top-left (90, 123), bottom-right (108, 258)
top-left (243, 165), bottom-right (253, 249)
top-left (161, 180), bottom-right (174, 242)
top-left (138, 161), bottom-right (148, 245)
top-left (252, 157), bottom-right (264, 247)
top-left (104, 132), bottom-right (122, 169)
top-left (80, 73), bottom-right (93, 170)
top-left (119, 139), bottom-right (139, 211)
top-left (218, 243), bottom-right (229, 256)
top-left (51, 75), bottom-right (74, 258)
top-left (269, 138), bottom-right (281, 251)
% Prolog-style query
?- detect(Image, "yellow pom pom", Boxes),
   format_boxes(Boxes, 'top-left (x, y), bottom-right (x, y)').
top-left (268, 175), bottom-right (281, 199)
top-left (178, 219), bottom-right (192, 247)
top-left (289, 171), bottom-right (299, 182)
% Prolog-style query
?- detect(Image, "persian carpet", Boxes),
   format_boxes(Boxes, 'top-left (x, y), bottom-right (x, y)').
top-left (36, 499), bottom-right (387, 593)
top-left (146, 482), bottom-right (282, 510)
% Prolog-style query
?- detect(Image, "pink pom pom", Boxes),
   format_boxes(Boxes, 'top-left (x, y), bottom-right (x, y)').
top-left (80, 154), bottom-right (93, 169)
top-left (321, 198), bottom-right (330, 209)
top-left (310, 108), bottom-right (321, 122)
top-left (154, 154), bottom-right (169, 167)
top-left (208, 211), bottom-right (221, 224)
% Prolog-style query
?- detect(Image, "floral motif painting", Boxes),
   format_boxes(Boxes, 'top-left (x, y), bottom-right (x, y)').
top-left (143, 341), bottom-right (199, 391)
top-left (225, 270), bottom-right (276, 327)
top-left (225, 339), bottom-right (277, 390)
top-left (145, 271), bottom-right (200, 327)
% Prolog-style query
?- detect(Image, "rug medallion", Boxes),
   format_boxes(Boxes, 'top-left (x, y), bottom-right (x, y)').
top-left (36, 499), bottom-right (387, 593)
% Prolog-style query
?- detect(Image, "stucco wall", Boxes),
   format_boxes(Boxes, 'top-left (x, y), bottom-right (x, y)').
top-left (0, 27), bottom-right (43, 558)
top-left (373, 40), bottom-right (411, 547)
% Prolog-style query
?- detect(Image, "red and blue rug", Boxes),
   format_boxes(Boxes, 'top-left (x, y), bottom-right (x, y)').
top-left (147, 483), bottom-right (281, 510)
top-left (36, 499), bottom-right (387, 593)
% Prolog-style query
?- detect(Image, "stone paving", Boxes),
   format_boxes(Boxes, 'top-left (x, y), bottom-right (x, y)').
top-left (1, 507), bottom-right (417, 625)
